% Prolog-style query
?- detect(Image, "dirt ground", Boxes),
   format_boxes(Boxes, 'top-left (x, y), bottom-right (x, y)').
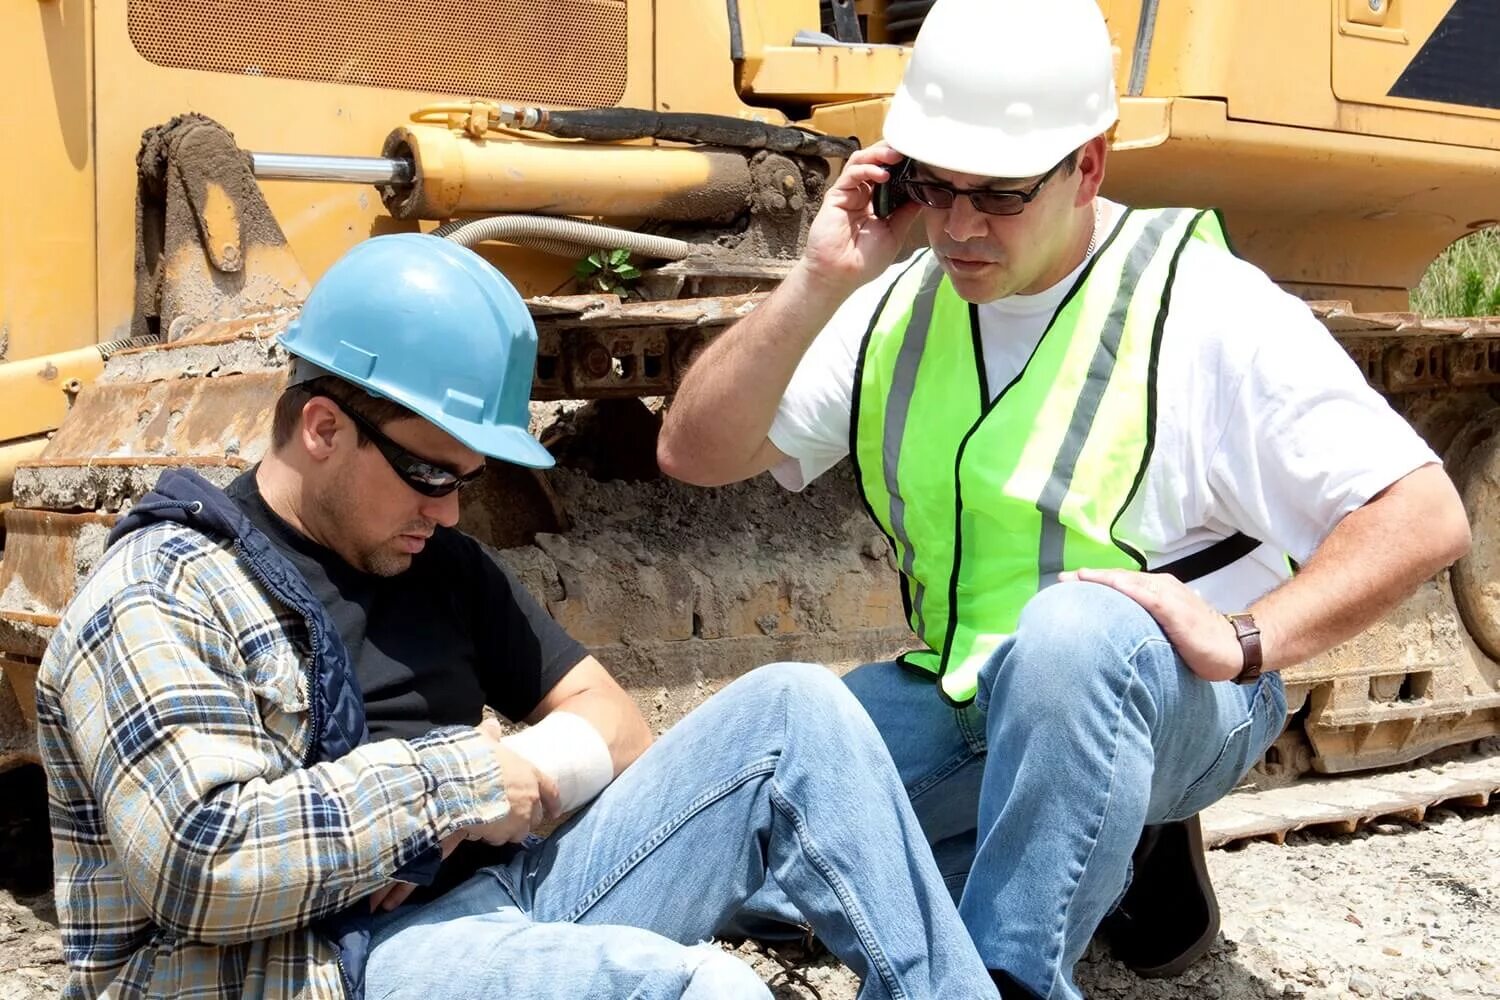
top-left (734, 797), bottom-right (1500, 1000)
top-left (2, 763), bottom-right (1495, 1000)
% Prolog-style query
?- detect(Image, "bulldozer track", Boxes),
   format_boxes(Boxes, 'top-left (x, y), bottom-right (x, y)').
top-left (1205, 750), bottom-right (1500, 849)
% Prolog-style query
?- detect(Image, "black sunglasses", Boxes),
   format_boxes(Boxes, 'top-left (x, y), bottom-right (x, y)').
top-left (325, 398), bottom-right (484, 498)
top-left (900, 158), bottom-right (1066, 217)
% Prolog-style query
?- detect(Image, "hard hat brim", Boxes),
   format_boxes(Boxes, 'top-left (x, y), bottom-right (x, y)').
top-left (884, 99), bottom-right (1115, 181)
top-left (450, 421), bottom-right (557, 470)
top-left (283, 352), bottom-right (556, 470)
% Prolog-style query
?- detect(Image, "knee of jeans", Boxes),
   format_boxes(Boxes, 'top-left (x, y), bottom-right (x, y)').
top-left (746, 662), bottom-right (881, 745)
top-left (681, 947), bottom-right (772, 1000)
top-left (1008, 582), bottom-right (1168, 698)
top-left (744, 661), bottom-right (849, 707)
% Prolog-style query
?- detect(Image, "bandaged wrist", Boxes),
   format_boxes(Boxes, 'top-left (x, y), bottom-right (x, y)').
top-left (500, 711), bottom-right (615, 813)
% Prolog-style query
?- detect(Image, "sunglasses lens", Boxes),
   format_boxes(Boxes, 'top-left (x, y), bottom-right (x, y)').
top-left (906, 182), bottom-right (954, 209)
top-left (401, 463), bottom-right (463, 496)
top-left (972, 193), bottom-right (1025, 216)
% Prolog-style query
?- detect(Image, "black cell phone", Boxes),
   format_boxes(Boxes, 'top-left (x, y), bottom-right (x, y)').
top-left (874, 157), bottom-right (912, 219)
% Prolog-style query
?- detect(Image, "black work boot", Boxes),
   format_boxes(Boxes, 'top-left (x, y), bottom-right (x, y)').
top-left (1098, 814), bottom-right (1220, 978)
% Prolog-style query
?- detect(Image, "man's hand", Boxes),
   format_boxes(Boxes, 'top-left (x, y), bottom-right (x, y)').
top-left (467, 742), bottom-right (562, 845)
top-left (367, 724), bottom-right (561, 913)
top-left (368, 831), bottom-right (465, 912)
top-left (800, 142), bottom-right (924, 300)
top-left (1061, 569), bottom-right (1243, 682)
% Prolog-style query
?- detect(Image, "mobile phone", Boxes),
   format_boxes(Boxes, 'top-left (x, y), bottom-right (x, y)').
top-left (874, 157), bottom-right (912, 219)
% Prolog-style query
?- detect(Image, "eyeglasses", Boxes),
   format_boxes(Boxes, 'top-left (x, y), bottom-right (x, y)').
top-left (324, 398), bottom-right (484, 498)
top-left (900, 158), bottom-right (1066, 217)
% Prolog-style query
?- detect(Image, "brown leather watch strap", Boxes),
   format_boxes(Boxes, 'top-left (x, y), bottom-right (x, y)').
top-left (1225, 612), bottom-right (1263, 685)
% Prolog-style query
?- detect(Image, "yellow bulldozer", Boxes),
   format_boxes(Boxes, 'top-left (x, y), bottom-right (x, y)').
top-left (2, 0), bottom-right (1499, 844)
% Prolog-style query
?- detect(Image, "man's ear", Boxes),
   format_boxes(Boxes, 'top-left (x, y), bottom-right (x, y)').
top-left (300, 396), bottom-right (345, 461)
top-left (1075, 135), bottom-right (1109, 207)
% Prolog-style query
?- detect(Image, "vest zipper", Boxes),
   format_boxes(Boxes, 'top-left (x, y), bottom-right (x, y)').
top-left (231, 540), bottom-right (325, 765)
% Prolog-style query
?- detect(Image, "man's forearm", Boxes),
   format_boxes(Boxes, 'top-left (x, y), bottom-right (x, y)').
top-left (1251, 464), bottom-right (1470, 670)
top-left (658, 263), bottom-right (848, 486)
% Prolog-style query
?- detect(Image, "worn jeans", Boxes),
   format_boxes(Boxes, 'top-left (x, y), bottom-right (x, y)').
top-left (364, 663), bottom-right (996, 1000)
top-left (739, 581), bottom-right (1287, 1000)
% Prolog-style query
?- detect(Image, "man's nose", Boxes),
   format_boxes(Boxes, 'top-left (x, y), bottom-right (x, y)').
top-left (942, 195), bottom-right (990, 244)
top-left (420, 489), bottom-right (462, 529)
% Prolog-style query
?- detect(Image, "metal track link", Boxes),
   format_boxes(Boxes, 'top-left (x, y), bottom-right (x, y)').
top-left (1203, 752), bottom-right (1500, 849)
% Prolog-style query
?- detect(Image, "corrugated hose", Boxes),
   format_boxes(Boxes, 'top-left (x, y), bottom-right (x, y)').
top-left (432, 215), bottom-right (696, 260)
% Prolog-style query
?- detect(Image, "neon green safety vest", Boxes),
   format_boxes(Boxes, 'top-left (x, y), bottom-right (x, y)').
top-left (851, 207), bottom-right (1231, 704)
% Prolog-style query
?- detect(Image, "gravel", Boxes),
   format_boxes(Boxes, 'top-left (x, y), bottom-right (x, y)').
top-left (3, 766), bottom-right (1495, 1000)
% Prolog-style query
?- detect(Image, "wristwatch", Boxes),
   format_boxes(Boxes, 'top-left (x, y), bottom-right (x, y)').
top-left (1224, 612), bottom-right (1263, 685)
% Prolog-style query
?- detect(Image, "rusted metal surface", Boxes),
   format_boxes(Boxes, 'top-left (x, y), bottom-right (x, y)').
top-left (1309, 302), bottom-right (1500, 339)
top-left (0, 511), bottom-right (116, 765)
top-left (41, 370), bottom-right (284, 464)
top-left (2, 659), bottom-right (38, 728)
top-left (1449, 409), bottom-right (1500, 662)
top-left (1281, 573), bottom-right (1500, 774)
top-left (1309, 302), bottom-right (1500, 396)
top-left (529, 292), bottom-right (767, 327)
top-left (0, 438), bottom-right (47, 507)
top-left (12, 461), bottom-right (249, 514)
top-left (0, 656), bottom-right (40, 771)
top-left (528, 292), bottom-right (765, 400)
top-left (134, 115), bottom-right (309, 341)
top-left (0, 511), bottom-right (120, 625)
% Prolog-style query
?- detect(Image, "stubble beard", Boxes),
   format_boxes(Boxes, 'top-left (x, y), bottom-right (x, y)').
top-left (310, 468), bottom-right (416, 578)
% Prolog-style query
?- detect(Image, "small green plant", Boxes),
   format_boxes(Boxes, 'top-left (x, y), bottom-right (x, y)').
top-left (1457, 268), bottom-right (1500, 318)
top-left (574, 248), bottom-right (642, 295)
top-left (1413, 228), bottom-right (1500, 317)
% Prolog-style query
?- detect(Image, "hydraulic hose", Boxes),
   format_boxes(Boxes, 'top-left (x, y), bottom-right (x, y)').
top-left (432, 215), bottom-right (696, 260)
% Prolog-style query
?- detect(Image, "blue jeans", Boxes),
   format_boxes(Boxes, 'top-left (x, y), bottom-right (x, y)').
top-left (364, 663), bottom-right (995, 999)
top-left (741, 582), bottom-right (1287, 999)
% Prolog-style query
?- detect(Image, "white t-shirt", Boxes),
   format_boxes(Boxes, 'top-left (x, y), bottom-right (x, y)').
top-left (768, 199), bottom-right (1439, 611)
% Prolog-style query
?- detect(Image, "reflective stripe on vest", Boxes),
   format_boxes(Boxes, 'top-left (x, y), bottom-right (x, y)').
top-left (850, 207), bottom-right (1227, 704)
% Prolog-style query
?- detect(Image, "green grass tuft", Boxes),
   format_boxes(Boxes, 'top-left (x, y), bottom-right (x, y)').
top-left (1412, 228), bottom-right (1500, 317)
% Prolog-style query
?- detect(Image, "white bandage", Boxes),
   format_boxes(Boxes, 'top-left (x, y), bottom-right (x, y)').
top-left (500, 711), bottom-right (615, 813)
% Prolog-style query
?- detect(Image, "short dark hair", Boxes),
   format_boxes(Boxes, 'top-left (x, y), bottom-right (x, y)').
top-left (271, 375), bottom-right (416, 451)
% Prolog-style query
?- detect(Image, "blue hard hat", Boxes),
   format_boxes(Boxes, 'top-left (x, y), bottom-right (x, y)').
top-left (280, 233), bottom-right (553, 469)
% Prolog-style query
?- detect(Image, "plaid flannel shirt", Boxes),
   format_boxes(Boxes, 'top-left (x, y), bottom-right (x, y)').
top-left (36, 519), bottom-right (510, 999)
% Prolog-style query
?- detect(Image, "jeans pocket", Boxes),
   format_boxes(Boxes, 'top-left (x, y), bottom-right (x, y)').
top-left (1165, 717), bottom-right (1253, 821)
top-left (1166, 675), bottom-right (1286, 820)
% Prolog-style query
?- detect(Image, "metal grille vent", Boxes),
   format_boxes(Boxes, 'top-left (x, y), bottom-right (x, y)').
top-left (128, 0), bottom-right (629, 107)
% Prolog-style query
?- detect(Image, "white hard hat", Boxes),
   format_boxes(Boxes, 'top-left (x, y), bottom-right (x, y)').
top-left (883, 0), bottom-right (1119, 179)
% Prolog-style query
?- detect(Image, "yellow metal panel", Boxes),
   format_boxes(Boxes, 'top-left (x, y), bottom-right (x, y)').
top-left (0, 0), bottom-right (97, 362)
top-left (1104, 97), bottom-right (1500, 302)
top-left (739, 44), bottom-right (909, 103)
top-left (0, 438), bottom-right (48, 506)
top-left (1133, 0), bottom-right (1244, 102)
top-left (89, 0), bottom-right (658, 341)
top-left (0, 347), bottom-right (104, 443)
top-left (653, 0), bottom-right (788, 122)
top-left (803, 97), bottom-right (893, 149)
top-left (733, 0), bottom-right (820, 56)
top-left (1136, 1), bottom-right (1500, 150)
top-left (1095, 1), bottom-right (1147, 98)
top-left (1333, 0), bottom-right (1500, 126)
